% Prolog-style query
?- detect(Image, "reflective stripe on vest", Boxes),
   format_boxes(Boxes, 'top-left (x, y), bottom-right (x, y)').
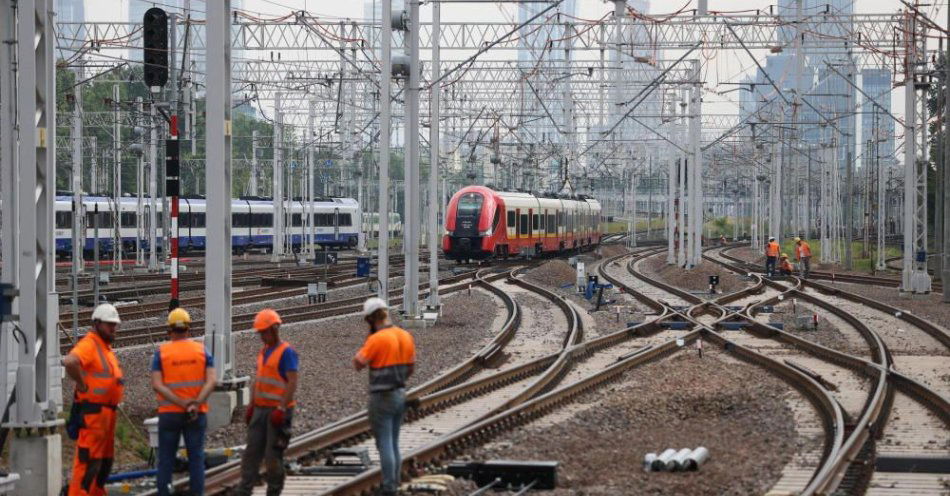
top-left (74, 332), bottom-right (123, 406)
top-left (253, 341), bottom-right (296, 408)
top-left (156, 340), bottom-right (209, 413)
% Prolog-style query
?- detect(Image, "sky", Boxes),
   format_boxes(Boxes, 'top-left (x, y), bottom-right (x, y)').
top-left (77, 0), bottom-right (950, 167)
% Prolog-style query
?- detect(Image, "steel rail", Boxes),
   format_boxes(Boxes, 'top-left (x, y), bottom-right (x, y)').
top-left (707, 247), bottom-right (950, 494)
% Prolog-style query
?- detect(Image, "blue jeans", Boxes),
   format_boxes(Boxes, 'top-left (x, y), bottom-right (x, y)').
top-left (369, 389), bottom-right (406, 494)
top-left (765, 256), bottom-right (777, 277)
top-left (157, 412), bottom-right (207, 496)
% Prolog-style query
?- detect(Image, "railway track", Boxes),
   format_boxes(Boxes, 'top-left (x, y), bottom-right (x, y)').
top-left (56, 258), bottom-right (424, 329)
top-left (721, 244), bottom-right (944, 293)
top-left (601, 248), bottom-right (851, 496)
top-left (706, 246), bottom-right (950, 495)
top-left (59, 268), bottom-right (463, 353)
top-left (146, 244), bottom-right (947, 495)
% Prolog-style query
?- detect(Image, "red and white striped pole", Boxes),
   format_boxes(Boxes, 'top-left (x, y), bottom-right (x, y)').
top-left (168, 114), bottom-right (180, 310)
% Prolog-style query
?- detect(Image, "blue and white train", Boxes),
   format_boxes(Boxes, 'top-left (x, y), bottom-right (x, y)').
top-left (53, 195), bottom-right (362, 257)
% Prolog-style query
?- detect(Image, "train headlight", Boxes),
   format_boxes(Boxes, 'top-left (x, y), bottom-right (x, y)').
top-left (479, 229), bottom-right (492, 237)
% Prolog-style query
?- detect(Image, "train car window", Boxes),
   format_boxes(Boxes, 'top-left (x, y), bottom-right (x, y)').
top-left (547, 214), bottom-right (555, 234)
top-left (121, 212), bottom-right (136, 228)
top-left (55, 211), bottom-right (72, 229)
top-left (249, 213), bottom-right (270, 227)
top-left (86, 211), bottom-right (112, 228)
top-left (340, 213), bottom-right (352, 226)
top-left (291, 214), bottom-right (303, 227)
top-left (492, 210), bottom-right (500, 230)
top-left (539, 212), bottom-right (545, 230)
top-left (458, 193), bottom-right (483, 216)
top-left (196, 213), bottom-right (206, 228)
top-left (532, 214), bottom-right (539, 231)
top-left (519, 214), bottom-right (528, 235)
top-left (231, 213), bottom-right (247, 227)
top-left (507, 211), bottom-right (515, 228)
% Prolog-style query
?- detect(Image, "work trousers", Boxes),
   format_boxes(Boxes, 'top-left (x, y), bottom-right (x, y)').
top-left (234, 407), bottom-right (293, 496)
top-left (765, 256), bottom-right (777, 277)
top-left (69, 405), bottom-right (117, 496)
top-left (369, 388), bottom-right (406, 496)
top-left (157, 412), bottom-right (207, 496)
top-left (800, 256), bottom-right (811, 278)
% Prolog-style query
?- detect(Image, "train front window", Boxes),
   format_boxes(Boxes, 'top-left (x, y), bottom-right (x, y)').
top-left (457, 193), bottom-right (483, 217)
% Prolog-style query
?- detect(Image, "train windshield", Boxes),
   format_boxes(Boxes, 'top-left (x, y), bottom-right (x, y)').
top-left (457, 193), bottom-right (483, 217)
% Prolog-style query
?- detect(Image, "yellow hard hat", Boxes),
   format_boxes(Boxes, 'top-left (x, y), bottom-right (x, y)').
top-left (167, 308), bottom-right (192, 329)
top-left (794, 237), bottom-right (801, 242)
top-left (781, 253), bottom-right (788, 258)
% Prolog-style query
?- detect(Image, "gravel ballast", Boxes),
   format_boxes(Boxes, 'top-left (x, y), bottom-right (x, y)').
top-left (437, 349), bottom-right (797, 495)
top-left (525, 257), bottom-right (648, 339)
top-left (87, 287), bottom-right (500, 460)
top-left (835, 282), bottom-right (950, 331)
top-left (769, 301), bottom-right (868, 356)
top-left (641, 252), bottom-right (747, 294)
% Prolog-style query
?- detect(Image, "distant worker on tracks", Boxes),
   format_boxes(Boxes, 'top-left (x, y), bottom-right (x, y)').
top-left (236, 309), bottom-right (299, 496)
top-left (779, 253), bottom-right (794, 276)
top-left (765, 237), bottom-right (780, 277)
top-left (63, 303), bottom-right (124, 496)
top-left (795, 237), bottom-right (812, 278)
top-left (151, 308), bottom-right (217, 496)
top-left (353, 297), bottom-right (416, 496)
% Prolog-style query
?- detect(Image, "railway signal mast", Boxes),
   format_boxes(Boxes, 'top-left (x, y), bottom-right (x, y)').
top-left (142, 7), bottom-right (181, 309)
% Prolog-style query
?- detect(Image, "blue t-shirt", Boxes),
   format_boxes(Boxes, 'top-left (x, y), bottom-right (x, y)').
top-left (262, 344), bottom-right (299, 381)
top-left (151, 348), bottom-right (214, 372)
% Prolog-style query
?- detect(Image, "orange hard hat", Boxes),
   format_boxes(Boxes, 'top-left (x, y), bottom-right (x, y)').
top-left (253, 309), bottom-right (282, 331)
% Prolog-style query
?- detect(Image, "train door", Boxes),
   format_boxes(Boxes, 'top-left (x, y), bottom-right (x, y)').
top-left (528, 208), bottom-right (533, 244)
top-left (515, 208), bottom-right (521, 240)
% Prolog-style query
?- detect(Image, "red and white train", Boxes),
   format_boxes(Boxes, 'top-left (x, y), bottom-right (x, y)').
top-left (442, 185), bottom-right (603, 261)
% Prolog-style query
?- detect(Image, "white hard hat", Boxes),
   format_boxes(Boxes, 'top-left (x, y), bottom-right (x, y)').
top-left (91, 303), bottom-right (121, 324)
top-left (362, 297), bottom-right (389, 317)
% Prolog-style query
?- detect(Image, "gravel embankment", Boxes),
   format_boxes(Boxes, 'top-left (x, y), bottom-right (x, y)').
top-left (525, 256), bottom-right (648, 339)
top-left (435, 349), bottom-right (796, 495)
top-left (835, 282), bottom-right (950, 331)
top-left (730, 246), bottom-right (902, 279)
top-left (641, 253), bottom-right (747, 294)
top-left (769, 301), bottom-right (869, 357)
top-left (63, 287), bottom-right (500, 468)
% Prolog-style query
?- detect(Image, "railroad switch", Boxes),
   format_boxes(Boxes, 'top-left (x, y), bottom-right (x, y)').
top-left (447, 460), bottom-right (558, 490)
top-left (661, 321), bottom-right (691, 330)
top-left (293, 447), bottom-right (371, 476)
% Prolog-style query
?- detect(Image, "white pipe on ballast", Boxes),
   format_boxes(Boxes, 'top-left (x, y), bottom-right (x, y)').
top-left (653, 448), bottom-right (678, 471)
top-left (683, 446), bottom-right (710, 471)
top-left (671, 448), bottom-right (693, 471)
top-left (642, 453), bottom-right (657, 472)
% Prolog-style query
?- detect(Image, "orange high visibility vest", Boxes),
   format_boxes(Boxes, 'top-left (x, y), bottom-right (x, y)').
top-left (797, 242), bottom-right (812, 258)
top-left (156, 340), bottom-right (209, 413)
top-left (72, 332), bottom-right (124, 406)
top-left (253, 341), bottom-right (296, 408)
top-left (766, 242), bottom-right (780, 257)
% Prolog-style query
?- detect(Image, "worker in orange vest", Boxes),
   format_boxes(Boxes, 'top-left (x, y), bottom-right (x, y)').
top-left (353, 297), bottom-right (417, 496)
top-left (779, 253), bottom-right (794, 276)
top-left (63, 303), bottom-right (124, 496)
top-left (151, 308), bottom-right (216, 496)
top-left (235, 309), bottom-right (299, 496)
top-left (765, 237), bottom-right (780, 277)
top-left (795, 237), bottom-right (812, 278)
